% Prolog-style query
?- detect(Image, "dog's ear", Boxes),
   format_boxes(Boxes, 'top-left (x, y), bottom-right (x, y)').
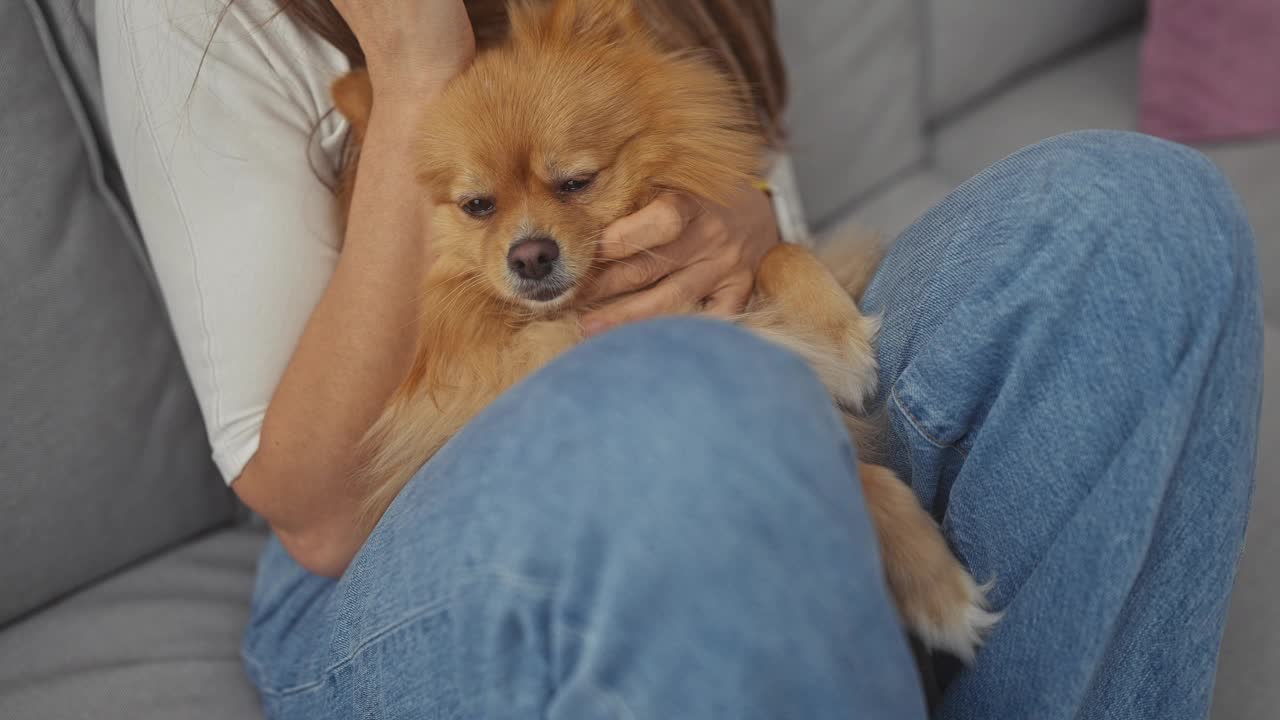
top-left (510, 0), bottom-right (644, 46)
top-left (331, 68), bottom-right (374, 141)
top-left (636, 56), bottom-right (767, 206)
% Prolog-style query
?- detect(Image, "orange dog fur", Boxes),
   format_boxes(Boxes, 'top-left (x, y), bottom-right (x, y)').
top-left (332, 0), bottom-right (997, 661)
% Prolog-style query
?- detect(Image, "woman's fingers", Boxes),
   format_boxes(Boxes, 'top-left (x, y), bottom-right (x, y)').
top-left (588, 229), bottom-right (707, 300)
top-left (701, 271), bottom-right (755, 319)
top-left (582, 185), bottom-right (776, 334)
top-left (582, 260), bottom-right (723, 335)
top-left (589, 251), bottom-right (677, 301)
top-left (599, 194), bottom-right (705, 260)
top-left (590, 201), bottom-right (736, 301)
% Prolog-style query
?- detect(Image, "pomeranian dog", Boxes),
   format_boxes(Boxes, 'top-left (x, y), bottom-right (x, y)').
top-left (332, 0), bottom-right (997, 661)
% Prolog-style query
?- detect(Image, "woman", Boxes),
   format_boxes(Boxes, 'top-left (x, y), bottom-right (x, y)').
top-left (97, 0), bottom-right (1262, 717)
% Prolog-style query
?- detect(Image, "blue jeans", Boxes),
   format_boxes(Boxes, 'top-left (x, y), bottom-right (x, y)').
top-left (242, 132), bottom-right (1262, 719)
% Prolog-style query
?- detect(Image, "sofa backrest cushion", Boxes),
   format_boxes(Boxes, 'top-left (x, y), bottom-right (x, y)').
top-left (0, 0), bottom-right (234, 625)
top-left (777, 0), bottom-right (927, 230)
top-left (924, 0), bottom-right (1145, 121)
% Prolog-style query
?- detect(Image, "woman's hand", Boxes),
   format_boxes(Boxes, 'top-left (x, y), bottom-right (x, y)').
top-left (331, 0), bottom-right (475, 103)
top-left (581, 184), bottom-right (780, 335)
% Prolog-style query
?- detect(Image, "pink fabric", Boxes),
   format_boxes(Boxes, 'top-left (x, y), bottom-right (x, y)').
top-left (1140, 0), bottom-right (1280, 143)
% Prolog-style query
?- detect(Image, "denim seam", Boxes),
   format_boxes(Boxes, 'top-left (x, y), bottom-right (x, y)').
top-left (890, 383), bottom-right (964, 456)
top-left (253, 597), bottom-right (453, 698)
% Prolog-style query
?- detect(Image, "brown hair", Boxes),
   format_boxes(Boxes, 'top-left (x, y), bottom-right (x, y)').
top-left (273, 0), bottom-right (788, 143)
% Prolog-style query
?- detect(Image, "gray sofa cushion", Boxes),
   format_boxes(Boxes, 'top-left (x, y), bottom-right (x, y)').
top-left (0, 0), bottom-right (234, 624)
top-left (0, 526), bottom-right (265, 719)
top-left (828, 168), bottom-right (955, 241)
top-left (777, 0), bottom-right (926, 230)
top-left (924, 0), bottom-right (1144, 121)
top-left (932, 33), bottom-right (1142, 180)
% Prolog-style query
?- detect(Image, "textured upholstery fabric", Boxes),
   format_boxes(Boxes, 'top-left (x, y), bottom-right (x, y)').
top-left (777, 0), bottom-right (925, 230)
top-left (1140, 0), bottom-right (1280, 143)
top-left (0, 0), bottom-right (234, 624)
top-left (924, 0), bottom-right (1144, 121)
top-left (0, 527), bottom-right (266, 720)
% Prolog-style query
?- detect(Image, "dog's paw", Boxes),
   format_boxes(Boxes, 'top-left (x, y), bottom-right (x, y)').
top-left (899, 568), bottom-right (1001, 664)
top-left (861, 463), bottom-right (1001, 663)
top-left (738, 305), bottom-right (879, 411)
top-left (831, 311), bottom-right (881, 410)
top-left (806, 310), bottom-right (881, 412)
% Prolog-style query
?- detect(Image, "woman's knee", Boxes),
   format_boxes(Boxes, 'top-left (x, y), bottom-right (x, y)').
top-left (431, 317), bottom-right (873, 575)
top-left (419, 322), bottom-right (908, 717)
top-left (498, 317), bottom-right (856, 500)
top-left (874, 130), bottom-right (1258, 339)
top-left (518, 317), bottom-right (841, 452)
top-left (1012, 130), bottom-right (1257, 311)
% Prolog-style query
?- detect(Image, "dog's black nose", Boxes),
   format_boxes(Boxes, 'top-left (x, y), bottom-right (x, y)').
top-left (507, 237), bottom-right (561, 281)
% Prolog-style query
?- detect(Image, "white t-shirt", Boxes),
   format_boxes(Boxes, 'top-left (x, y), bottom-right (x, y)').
top-left (97, 0), bottom-right (812, 484)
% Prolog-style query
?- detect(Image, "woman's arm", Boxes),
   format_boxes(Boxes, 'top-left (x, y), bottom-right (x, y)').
top-left (100, 0), bottom-right (474, 577)
top-left (246, 1), bottom-right (474, 576)
top-left (235, 102), bottom-right (435, 577)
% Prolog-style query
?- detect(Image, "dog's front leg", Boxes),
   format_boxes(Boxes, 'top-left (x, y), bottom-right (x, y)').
top-left (741, 242), bottom-right (881, 410)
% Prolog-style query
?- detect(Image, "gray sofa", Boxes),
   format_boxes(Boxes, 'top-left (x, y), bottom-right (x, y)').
top-left (2, 1), bottom-right (1275, 718)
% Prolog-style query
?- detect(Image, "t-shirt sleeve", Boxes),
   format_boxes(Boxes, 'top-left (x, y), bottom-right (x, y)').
top-left (766, 152), bottom-right (812, 246)
top-left (98, 0), bottom-right (350, 483)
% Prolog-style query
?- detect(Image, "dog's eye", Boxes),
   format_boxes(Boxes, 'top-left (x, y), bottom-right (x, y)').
top-left (559, 176), bottom-right (594, 194)
top-left (461, 198), bottom-right (496, 217)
